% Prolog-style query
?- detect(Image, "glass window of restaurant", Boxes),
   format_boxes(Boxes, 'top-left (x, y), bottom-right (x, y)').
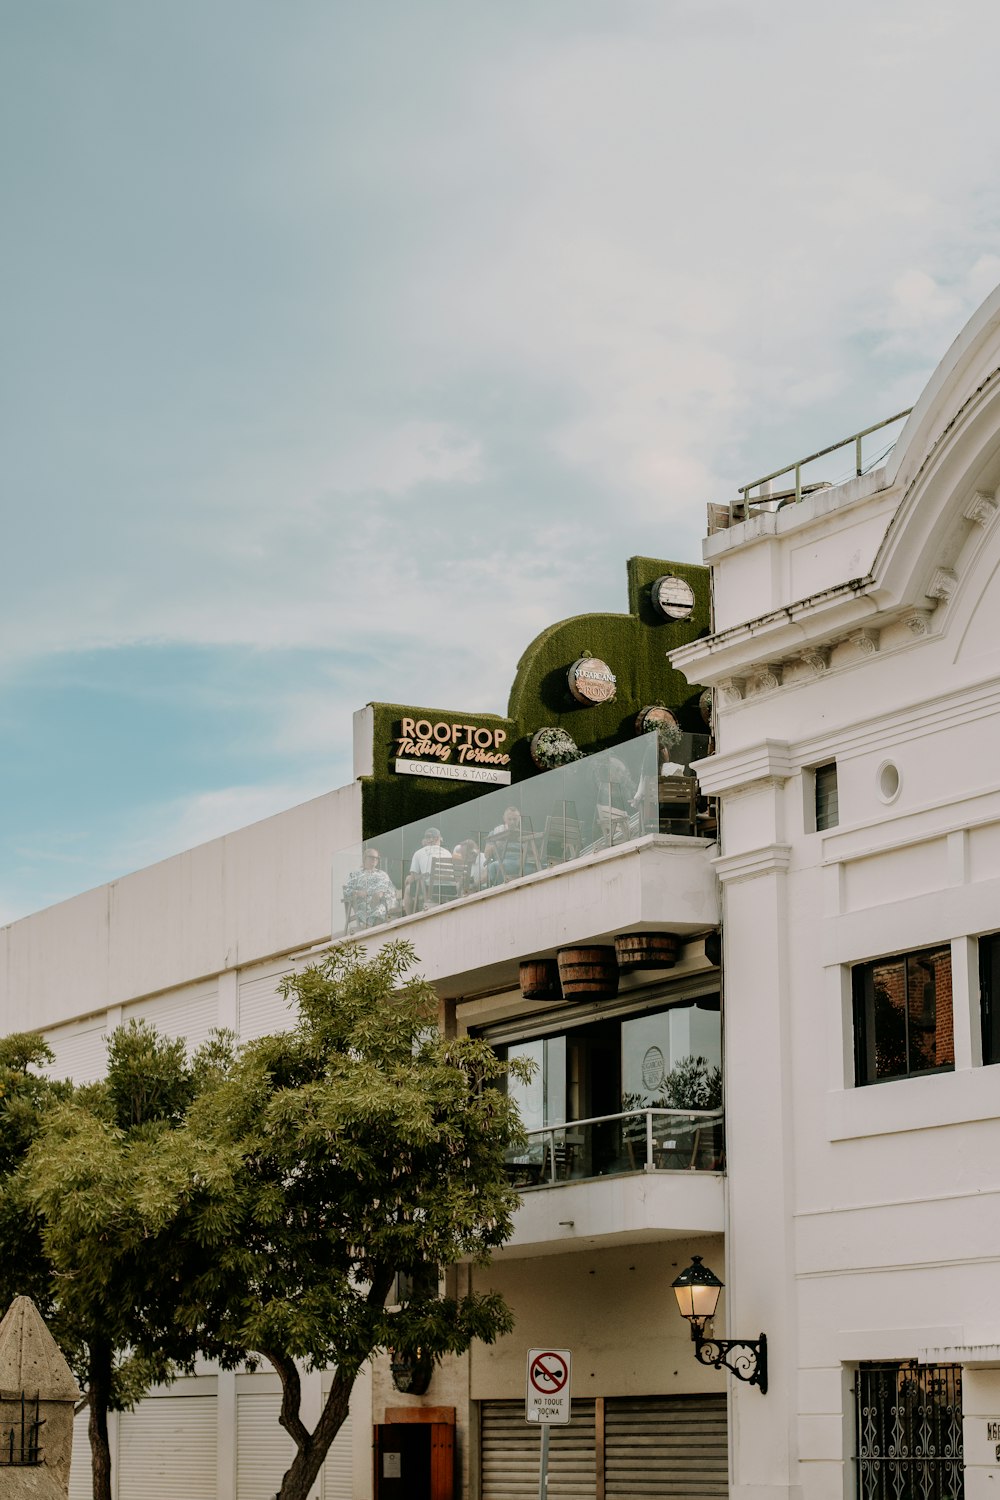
top-left (484, 985), bottom-right (723, 1179)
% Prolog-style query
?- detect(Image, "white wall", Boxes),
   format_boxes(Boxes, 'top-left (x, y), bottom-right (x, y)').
top-left (1, 780), bottom-right (361, 1034)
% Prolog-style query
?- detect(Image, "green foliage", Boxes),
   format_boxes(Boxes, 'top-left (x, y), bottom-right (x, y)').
top-left (662, 1055), bottom-right (723, 1111)
top-left (19, 1021), bottom-right (242, 1500)
top-left (0, 1033), bottom-right (71, 1314)
top-left (6, 952), bottom-right (524, 1500)
top-left (199, 941), bottom-right (522, 1367)
top-left (185, 940), bottom-right (525, 1499)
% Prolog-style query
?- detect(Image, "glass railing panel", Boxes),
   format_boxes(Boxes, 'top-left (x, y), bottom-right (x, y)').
top-left (336, 733), bottom-right (682, 934)
top-left (507, 1108), bottom-right (725, 1186)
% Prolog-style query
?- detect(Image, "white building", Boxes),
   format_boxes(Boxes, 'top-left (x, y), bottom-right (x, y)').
top-left (5, 284), bottom-right (1000, 1500)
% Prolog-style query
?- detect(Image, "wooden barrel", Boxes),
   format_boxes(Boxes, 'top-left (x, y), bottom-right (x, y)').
top-left (519, 959), bottom-right (562, 1001)
top-left (614, 932), bottom-right (679, 971)
top-left (557, 946), bottom-right (619, 999)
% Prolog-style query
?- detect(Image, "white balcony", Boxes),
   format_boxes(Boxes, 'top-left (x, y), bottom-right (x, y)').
top-left (502, 1166), bottom-right (725, 1258)
top-left (355, 833), bottom-right (718, 999)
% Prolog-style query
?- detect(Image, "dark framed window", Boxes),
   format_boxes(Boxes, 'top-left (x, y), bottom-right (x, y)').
top-left (978, 933), bottom-right (1000, 1065)
top-left (855, 1361), bottom-right (963, 1500)
top-left (814, 763), bottom-right (839, 831)
top-left (853, 945), bottom-right (954, 1085)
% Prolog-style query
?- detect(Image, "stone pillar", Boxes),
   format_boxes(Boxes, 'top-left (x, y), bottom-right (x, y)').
top-left (696, 741), bottom-right (802, 1500)
top-left (0, 1295), bottom-right (81, 1498)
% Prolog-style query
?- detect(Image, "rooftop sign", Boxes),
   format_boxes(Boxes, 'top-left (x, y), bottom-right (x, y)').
top-left (393, 717), bottom-right (512, 786)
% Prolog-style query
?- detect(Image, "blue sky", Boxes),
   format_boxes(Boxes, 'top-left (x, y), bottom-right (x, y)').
top-left (4, 0), bottom-right (1000, 921)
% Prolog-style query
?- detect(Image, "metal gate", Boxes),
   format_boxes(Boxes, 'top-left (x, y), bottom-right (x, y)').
top-left (855, 1362), bottom-right (963, 1500)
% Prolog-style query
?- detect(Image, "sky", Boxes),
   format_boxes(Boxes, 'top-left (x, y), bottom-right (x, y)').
top-left (3, 0), bottom-right (1000, 924)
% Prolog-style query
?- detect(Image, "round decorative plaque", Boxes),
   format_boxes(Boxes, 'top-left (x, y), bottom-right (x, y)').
top-left (568, 656), bottom-right (617, 705)
top-left (651, 574), bottom-right (696, 620)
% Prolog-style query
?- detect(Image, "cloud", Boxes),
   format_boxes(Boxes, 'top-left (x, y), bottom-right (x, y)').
top-left (4, 0), bottom-right (1000, 915)
top-left (324, 421), bottom-right (485, 497)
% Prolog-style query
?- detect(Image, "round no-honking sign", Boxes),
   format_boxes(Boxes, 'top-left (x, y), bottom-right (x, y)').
top-left (526, 1348), bottom-right (572, 1424)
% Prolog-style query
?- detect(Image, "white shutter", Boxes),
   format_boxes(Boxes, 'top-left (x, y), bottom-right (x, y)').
top-left (238, 968), bottom-right (296, 1042)
top-left (125, 983), bottom-right (220, 1052)
top-left (320, 1412), bottom-right (353, 1500)
top-left (44, 1017), bottom-right (108, 1084)
top-left (236, 1390), bottom-right (355, 1500)
top-left (604, 1395), bottom-right (728, 1500)
top-left (480, 1399), bottom-right (596, 1499)
top-left (117, 1393), bottom-right (217, 1500)
top-left (68, 1408), bottom-right (94, 1500)
top-left (237, 1392), bottom-right (295, 1500)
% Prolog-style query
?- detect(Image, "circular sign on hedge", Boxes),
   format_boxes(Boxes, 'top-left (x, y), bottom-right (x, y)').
top-left (651, 574), bottom-right (696, 620)
top-left (568, 656), bottom-right (617, 704)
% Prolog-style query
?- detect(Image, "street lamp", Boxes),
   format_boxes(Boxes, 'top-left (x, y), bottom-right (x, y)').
top-left (671, 1256), bottom-right (768, 1394)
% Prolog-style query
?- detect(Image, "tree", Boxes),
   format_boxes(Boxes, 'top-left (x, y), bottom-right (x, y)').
top-left (21, 1020), bottom-right (241, 1500)
top-left (190, 940), bottom-right (526, 1500)
top-left (0, 1033), bottom-right (71, 1314)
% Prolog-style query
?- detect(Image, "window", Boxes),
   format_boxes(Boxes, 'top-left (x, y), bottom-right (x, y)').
top-left (853, 945), bottom-right (954, 1086)
top-left (855, 1362), bottom-right (963, 1500)
top-left (815, 762), bottom-right (839, 830)
top-left (978, 934), bottom-right (1000, 1066)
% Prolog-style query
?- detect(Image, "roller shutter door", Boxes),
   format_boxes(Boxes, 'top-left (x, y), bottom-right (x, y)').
top-left (68, 1409), bottom-right (93, 1500)
top-left (125, 983), bottom-right (219, 1051)
top-left (236, 1390), bottom-right (354, 1500)
top-left (117, 1393), bottom-right (217, 1500)
top-left (604, 1395), bottom-right (728, 1500)
top-left (238, 968), bottom-right (296, 1042)
top-left (320, 1411), bottom-right (354, 1500)
top-left (480, 1399), bottom-right (596, 1499)
top-left (237, 1392), bottom-right (295, 1500)
top-left (45, 1017), bottom-right (108, 1085)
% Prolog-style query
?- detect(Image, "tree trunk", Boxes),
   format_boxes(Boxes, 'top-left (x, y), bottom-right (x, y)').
top-left (276, 1371), bottom-right (354, 1500)
top-left (88, 1340), bottom-right (114, 1500)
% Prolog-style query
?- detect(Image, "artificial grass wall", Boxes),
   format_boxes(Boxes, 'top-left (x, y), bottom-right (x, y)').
top-left (360, 556), bottom-right (709, 839)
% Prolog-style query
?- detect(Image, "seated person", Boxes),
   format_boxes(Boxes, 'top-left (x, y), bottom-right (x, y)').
top-left (453, 838), bottom-right (487, 891)
top-left (403, 827), bottom-right (450, 913)
top-left (485, 806), bottom-right (536, 885)
top-left (342, 848), bottom-right (398, 930)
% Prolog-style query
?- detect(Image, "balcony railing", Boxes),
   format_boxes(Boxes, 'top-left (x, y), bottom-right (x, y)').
top-left (709, 407), bottom-right (913, 531)
top-left (334, 731), bottom-right (711, 939)
top-left (505, 1107), bottom-right (725, 1188)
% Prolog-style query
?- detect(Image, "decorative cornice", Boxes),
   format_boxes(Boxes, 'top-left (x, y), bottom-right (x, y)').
top-left (903, 609), bottom-right (932, 636)
top-left (717, 677), bottom-right (746, 705)
top-left (746, 664), bottom-right (782, 697)
top-left (692, 740), bottom-right (794, 797)
top-left (799, 648), bottom-right (830, 677)
top-left (965, 489), bottom-right (997, 527)
top-left (926, 567), bottom-right (957, 601)
top-left (713, 844), bottom-right (793, 886)
top-left (851, 629), bottom-right (880, 656)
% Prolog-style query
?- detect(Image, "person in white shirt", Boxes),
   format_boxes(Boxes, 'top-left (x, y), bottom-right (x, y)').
top-left (403, 827), bottom-right (450, 912)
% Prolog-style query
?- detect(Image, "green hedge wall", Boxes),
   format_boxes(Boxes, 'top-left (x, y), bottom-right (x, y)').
top-left (360, 556), bottom-right (709, 839)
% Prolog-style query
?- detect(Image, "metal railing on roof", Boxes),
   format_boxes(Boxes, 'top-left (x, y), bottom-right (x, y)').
top-left (717, 408), bottom-right (913, 530)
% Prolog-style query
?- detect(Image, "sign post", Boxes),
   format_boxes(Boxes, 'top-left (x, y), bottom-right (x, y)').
top-left (525, 1348), bottom-right (572, 1500)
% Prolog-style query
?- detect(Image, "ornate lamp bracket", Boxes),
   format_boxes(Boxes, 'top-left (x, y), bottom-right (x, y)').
top-left (690, 1327), bottom-right (768, 1393)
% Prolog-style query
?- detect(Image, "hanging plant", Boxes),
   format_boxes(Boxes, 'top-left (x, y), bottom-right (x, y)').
top-left (635, 705), bottom-right (683, 756)
top-left (530, 726), bottom-right (585, 770)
